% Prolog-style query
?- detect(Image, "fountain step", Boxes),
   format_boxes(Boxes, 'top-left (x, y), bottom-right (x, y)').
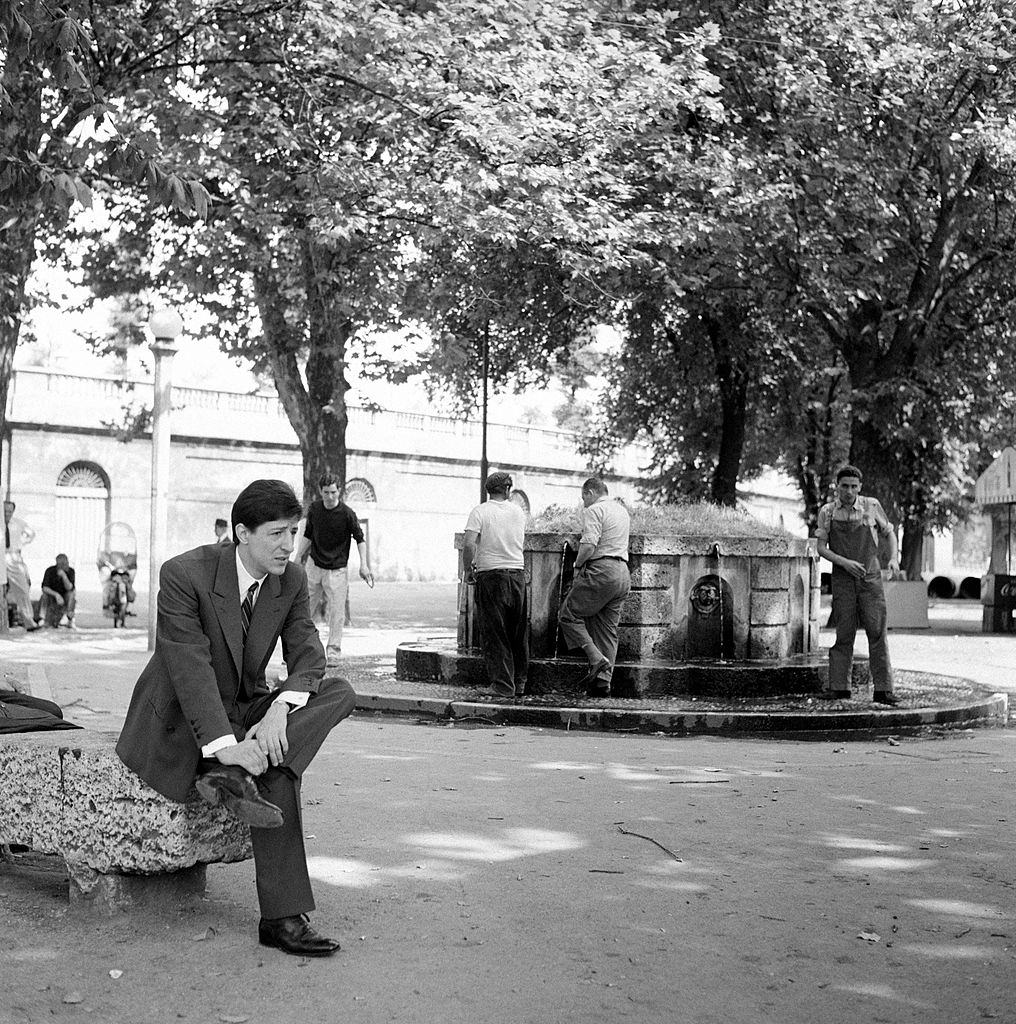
top-left (395, 641), bottom-right (875, 698)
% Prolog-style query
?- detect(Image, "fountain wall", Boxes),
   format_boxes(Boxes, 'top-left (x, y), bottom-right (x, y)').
top-left (456, 532), bottom-right (820, 663)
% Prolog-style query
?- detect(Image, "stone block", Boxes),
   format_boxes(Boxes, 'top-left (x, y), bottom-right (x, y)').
top-left (618, 624), bottom-right (676, 661)
top-left (750, 590), bottom-right (790, 626)
top-left (748, 624), bottom-right (789, 660)
top-left (628, 558), bottom-right (674, 589)
top-left (0, 731), bottom-right (252, 911)
top-left (69, 864), bottom-right (207, 916)
top-left (622, 587), bottom-right (673, 625)
top-left (750, 559), bottom-right (790, 590)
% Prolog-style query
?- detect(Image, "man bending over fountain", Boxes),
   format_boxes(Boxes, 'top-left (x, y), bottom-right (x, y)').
top-left (559, 477), bottom-right (631, 697)
top-left (816, 465), bottom-right (901, 705)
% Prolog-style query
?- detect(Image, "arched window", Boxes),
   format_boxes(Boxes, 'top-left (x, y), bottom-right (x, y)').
top-left (57, 462), bottom-right (109, 491)
top-left (510, 489), bottom-right (530, 513)
top-left (344, 478), bottom-right (377, 504)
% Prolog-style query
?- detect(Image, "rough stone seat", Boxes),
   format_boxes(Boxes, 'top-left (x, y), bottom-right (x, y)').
top-left (0, 730), bottom-right (251, 913)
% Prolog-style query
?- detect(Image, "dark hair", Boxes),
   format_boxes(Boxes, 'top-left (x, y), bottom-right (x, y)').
top-left (55, 553), bottom-right (69, 563)
top-left (231, 480), bottom-right (302, 539)
top-left (214, 517), bottom-right (227, 529)
top-left (582, 477), bottom-right (608, 497)
top-left (484, 471), bottom-right (513, 495)
top-left (318, 473), bottom-right (342, 490)
top-left (835, 465), bottom-right (863, 483)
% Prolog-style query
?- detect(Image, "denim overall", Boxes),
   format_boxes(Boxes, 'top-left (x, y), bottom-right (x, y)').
top-left (828, 516), bottom-right (894, 695)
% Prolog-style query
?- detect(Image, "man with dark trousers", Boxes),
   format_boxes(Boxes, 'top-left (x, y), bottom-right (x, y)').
top-left (117, 479), bottom-right (356, 957)
top-left (558, 477), bottom-right (631, 697)
top-left (816, 464), bottom-right (901, 705)
top-left (462, 471), bottom-right (529, 698)
top-left (297, 474), bottom-right (373, 668)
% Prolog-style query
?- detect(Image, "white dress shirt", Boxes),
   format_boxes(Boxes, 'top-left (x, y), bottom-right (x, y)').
top-left (199, 550), bottom-right (310, 757)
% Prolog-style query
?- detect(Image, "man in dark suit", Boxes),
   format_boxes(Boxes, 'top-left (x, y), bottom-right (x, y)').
top-left (117, 479), bottom-right (356, 958)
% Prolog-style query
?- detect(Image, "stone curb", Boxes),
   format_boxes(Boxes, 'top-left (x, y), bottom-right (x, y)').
top-left (352, 689), bottom-right (1009, 737)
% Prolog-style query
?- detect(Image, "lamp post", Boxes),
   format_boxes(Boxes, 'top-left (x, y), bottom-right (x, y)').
top-left (147, 307), bottom-right (183, 650)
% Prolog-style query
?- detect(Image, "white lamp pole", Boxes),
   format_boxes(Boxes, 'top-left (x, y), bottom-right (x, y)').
top-left (147, 307), bottom-right (183, 651)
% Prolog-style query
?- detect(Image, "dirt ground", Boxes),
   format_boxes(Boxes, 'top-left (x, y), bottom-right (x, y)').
top-left (3, 715), bottom-right (1016, 1024)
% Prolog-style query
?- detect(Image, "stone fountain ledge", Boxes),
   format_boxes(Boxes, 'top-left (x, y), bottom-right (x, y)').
top-left (342, 659), bottom-right (1009, 737)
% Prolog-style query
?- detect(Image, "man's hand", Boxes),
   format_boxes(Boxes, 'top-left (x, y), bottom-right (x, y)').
top-left (360, 566), bottom-right (374, 588)
top-left (887, 558), bottom-right (902, 577)
top-left (215, 738), bottom-right (269, 776)
top-left (245, 703), bottom-right (290, 767)
top-left (840, 558), bottom-right (866, 579)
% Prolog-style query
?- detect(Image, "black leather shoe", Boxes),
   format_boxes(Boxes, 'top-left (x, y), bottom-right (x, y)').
top-left (195, 764), bottom-right (284, 829)
top-left (873, 692), bottom-right (902, 706)
top-left (578, 657), bottom-right (610, 691)
top-left (259, 915), bottom-right (341, 957)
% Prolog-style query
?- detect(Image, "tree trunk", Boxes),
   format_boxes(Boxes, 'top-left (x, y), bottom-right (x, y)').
top-left (900, 517), bottom-right (924, 580)
top-left (251, 240), bottom-right (351, 509)
top-left (704, 312), bottom-right (749, 507)
top-left (0, 37), bottom-right (44, 444)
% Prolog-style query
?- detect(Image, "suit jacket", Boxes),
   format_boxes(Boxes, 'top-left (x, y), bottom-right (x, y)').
top-left (116, 542), bottom-right (325, 802)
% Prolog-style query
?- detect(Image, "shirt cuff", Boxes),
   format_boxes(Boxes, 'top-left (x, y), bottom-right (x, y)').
top-left (274, 690), bottom-right (310, 710)
top-left (201, 734), bottom-right (238, 758)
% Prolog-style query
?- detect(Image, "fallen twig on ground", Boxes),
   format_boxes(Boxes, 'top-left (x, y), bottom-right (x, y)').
top-left (616, 824), bottom-right (682, 862)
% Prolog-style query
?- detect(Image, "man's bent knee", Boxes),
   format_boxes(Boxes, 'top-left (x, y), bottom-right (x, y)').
top-left (319, 675), bottom-right (357, 715)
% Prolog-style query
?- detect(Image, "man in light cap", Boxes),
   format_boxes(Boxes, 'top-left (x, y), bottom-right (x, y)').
top-left (461, 471), bottom-right (529, 698)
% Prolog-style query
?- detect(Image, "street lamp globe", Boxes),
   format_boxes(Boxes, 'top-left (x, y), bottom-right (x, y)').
top-left (148, 307), bottom-right (184, 342)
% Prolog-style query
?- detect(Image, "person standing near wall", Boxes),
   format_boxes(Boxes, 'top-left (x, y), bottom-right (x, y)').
top-left (4, 500), bottom-right (37, 631)
top-left (297, 475), bottom-right (373, 668)
top-left (816, 464), bottom-right (901, 705)
top-left (462, 471), bottom-right (529, 699)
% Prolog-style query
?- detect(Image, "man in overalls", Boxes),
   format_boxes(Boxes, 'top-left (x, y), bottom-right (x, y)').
top-left (816, 465), bottom-right (901, 705)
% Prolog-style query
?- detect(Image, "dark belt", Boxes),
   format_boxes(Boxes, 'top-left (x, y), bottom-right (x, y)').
top-left (587, 556), bottom-right (627, 563)
top-left (476, 568), bottom-right (525, 575)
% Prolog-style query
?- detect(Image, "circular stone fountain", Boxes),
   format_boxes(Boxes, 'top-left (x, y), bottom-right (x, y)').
top-left (394, 506), bottom-right (1007, 733)
top-left (397, 514), bottom-right (867, 699)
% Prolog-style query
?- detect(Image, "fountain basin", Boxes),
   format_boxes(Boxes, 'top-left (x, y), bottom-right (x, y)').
top-left (395, 642), bottom-right (869, 698)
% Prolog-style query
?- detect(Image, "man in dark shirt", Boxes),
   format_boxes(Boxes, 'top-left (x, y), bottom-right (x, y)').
top-left (40, 553), bottom-right (76, 629)
top-left (296, 474), bottom-right (373, 667)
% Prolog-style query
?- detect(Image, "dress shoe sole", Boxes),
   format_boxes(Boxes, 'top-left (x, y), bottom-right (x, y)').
top-left (195, 777), bottom-right (285, 829)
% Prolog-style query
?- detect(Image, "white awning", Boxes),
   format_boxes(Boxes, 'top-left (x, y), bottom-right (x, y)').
top-left (975, 446), bottom-right (1016, 506)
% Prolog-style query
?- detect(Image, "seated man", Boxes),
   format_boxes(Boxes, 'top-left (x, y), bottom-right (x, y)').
top-left (116, 479), bottom-right (357, 958)
top-left (39, 553), bottom-right (76, 629)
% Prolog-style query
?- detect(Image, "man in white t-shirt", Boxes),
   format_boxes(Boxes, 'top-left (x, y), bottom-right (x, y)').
top-left (462, 471), bottom-right (529, 698)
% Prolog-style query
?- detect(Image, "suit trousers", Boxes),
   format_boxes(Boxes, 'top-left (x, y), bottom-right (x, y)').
top-left (559, 559), bottom-right (631, 684)
top-left (829, 572), bottom-right (894, 693)
top-left (242, 675), bottom-right (356, 918)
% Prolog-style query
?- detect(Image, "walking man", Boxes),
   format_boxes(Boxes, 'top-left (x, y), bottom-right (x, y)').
top-left (214, 517), bottom-right (231, 544)
top-left (462, 471), bottom-right (529, 698)
top-left (117, 479), bottom-right (356, 957)
top-left (558, 477), bottom-right (631, 697)
top-left (297, 475), bottom-right (373, 668)
top-left (816, 464), bottom-right (901, 705)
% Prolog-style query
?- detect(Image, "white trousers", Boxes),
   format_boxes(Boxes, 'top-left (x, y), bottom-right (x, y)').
top-left (306, 560), bottom-right (348, 655)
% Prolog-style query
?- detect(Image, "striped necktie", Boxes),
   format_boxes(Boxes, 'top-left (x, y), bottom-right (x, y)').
top-left (241, 581), bottom-right (258, 645)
